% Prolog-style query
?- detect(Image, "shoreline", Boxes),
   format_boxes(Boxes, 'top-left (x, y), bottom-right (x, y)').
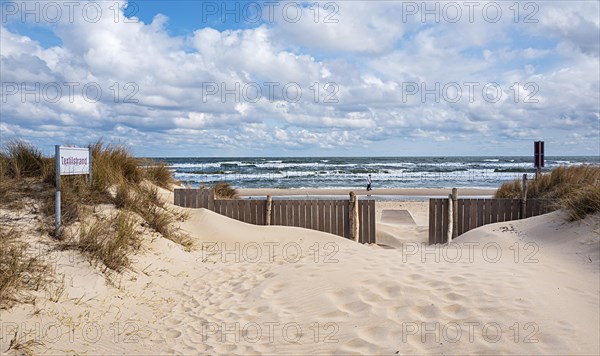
top-left (238, 187), bottom-right (496, 197)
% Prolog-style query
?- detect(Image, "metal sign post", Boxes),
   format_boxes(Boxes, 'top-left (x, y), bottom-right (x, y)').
top-left (55, 145), bottom-right (92, 236)
top-left (55, 145), bottom-right (61, 236)
top-left (534, 141), bottom-right (545, 179)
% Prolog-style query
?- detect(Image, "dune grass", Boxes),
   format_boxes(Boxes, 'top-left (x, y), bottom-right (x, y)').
top-left (213, 182), bottom-right (239, 199)
top-left (71, 211), bottom-right (141, 272)
top-left (1, 140), bottom-right (189, 285)
top-left (495, 165), bottom-right (600, 220)
top-left (0, 225), bottom-right (47, 309)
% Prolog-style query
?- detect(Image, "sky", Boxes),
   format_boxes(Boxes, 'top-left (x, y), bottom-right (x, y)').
top-left (0, 0), bottom-right (599, 157)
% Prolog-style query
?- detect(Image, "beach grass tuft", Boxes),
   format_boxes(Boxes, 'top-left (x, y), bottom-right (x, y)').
top-left (213, 182), bottom-right (239, 199)
top-left (69, 211), bottom-right (141, 272)
top-left (0, 225), bottom-right (47, 309)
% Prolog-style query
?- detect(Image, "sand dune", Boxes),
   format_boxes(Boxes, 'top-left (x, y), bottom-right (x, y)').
top-left (1, 198), bottom-right (598, 354)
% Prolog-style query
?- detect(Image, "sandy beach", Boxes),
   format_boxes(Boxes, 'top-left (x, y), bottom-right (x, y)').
top-left (1, 186), bottom-right (598, 355)
top-left (3, 0), bottom-right (598, 353)
top-left (238, 188), bottom-right (496, 198)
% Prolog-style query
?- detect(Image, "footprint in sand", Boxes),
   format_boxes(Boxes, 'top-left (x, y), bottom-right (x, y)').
top-left (328, 287), bottom-right (357, 303)
top-left (359, 289), bottom-right (387, 305)
top-left (357, 325), bottom-right (390, 345)
top-left (249, 305), bottom-right (270, 315)
top-left (338, 300), bottom-right (372, 316)
top-left (260, 283), bottom-right (286, 297)
top-left (412, 303), bottom-right (441, 318)
top-left (213, 344), bottom-right (237, 354)
top-left (165, 329), bottom-right (182, 339)
top-left (164, 317), bottom-right (182, 327)
top-left (443, 292), bottom-right (463, 302)
top-left (441, 303), bottom-right (464, 317)
top-left (321, 309), bottom-right (352, 320)
top-left (340, 337), bottom-right (378, 353)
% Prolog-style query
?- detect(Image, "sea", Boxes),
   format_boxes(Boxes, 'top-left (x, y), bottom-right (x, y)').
top-left (154, 156), bottom-right (599, 190)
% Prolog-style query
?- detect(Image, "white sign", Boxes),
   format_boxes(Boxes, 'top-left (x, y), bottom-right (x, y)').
top-left (59, 146), bottom-right (90, 175)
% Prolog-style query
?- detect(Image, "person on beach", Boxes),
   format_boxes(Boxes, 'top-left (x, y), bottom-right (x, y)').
top-left (366, 174), bottom-right (372, 191)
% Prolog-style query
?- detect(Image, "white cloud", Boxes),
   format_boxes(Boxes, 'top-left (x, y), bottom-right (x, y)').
top-left (0, 1), bottom-right (598, 155)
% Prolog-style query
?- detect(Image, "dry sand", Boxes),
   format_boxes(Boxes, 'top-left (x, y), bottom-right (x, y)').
top-left (1, 190), bottom-right (598, 355)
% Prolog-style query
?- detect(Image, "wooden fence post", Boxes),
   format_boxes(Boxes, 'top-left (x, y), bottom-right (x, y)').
top-left (521, 174), bottom-right (527, 218)
top-left (265, 195), bottom-right (272, 225)
top-left (208, 188), bottom-right (215, 211)
top-left (349, 192), bottom-right (359, 242)
top-left (447, 194), bottom-right (453, 243)
top-left (451, 188), bottom-right (458, 238)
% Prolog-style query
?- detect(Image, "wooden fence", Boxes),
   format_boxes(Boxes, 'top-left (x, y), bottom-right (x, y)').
top-left (429, 198), bottom-right (551, 244)
top-left (174, 189), bottom-right (376, 244)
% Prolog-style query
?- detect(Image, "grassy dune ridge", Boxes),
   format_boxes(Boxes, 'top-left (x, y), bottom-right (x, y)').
top-left (0, 140), bottom-right (187, 309)
top-left (495, 165), bottom-right (600, 220)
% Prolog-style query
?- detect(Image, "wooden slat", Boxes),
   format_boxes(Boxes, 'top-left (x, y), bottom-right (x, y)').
top-left (512, 199), bottom-right (520, 220)
top-left (236, 200), bottom-right (242, 221)
top-left (477, 200), bottom-right (484, 228)
top-left (273, 201), bottom-right (280, 225)
top-left (511, 199), bottom-right (518, 220)
top-left (230, 200), bottom-right (237, 220)
top-left (491, 199), bottom-right (498, 223)
top-left (502, 199), bottom-right (509, 221)
top-left (257, 201), bottom-right (264, 225)
top-left (368, 200), bottom-right (376, 243)
top-left (218, 200), bottom-right (224, 215)
top-left (207, 190), bottom-right (214, 211)
top-left (320, 201), bottom-right (326, 232)
top-left (249, 201), bottom-right (256, 224)
top-left (439, 199), bottom-right (448, 244)
top-left (297, 200), bottom-right (305, 228)
top-left (484, 199), bottom-right (492, 225)
top-left (428, 199), bottom-right (435, 245)
top-left (503, 199), bottom-right (511, 222)
top-left (243, 201), bottom-right (250, 223)
top-left (222, 200), bottom-right (228, 218)
top-left (282, 201), bottom-right (288, 226)
top-left (256, 201), bottom-right (263, 225)
top-left (470, 199), bottom-right (478, 230)
top-left (463, 199), bottom-right (471, 233)
top-left (341, 201), bottom-right (348, 239)
top-left (198, 190), bottom-right (204, 208)
top-left (533, 200), bottom-right (541, 216)
top-left (362, 201), bottom-right (369, 243)
top-left (185, 190), bottom-right (193, 208)
top-left (338, 200), bottom-right (344, 237)
top-left (231, 200), bottom-right (237, 220)
top-left (188, 190), bottom-right (195, 208)
top-left (327, 200), bottom-right (334, 234)
top-left (318, 201), bottom-right (325, 232)
top-left (240, 201), bottom-right (246, 221)
top-left (306, 200), bottom-right (313, 229)
top-left (456, 199), bottom-right (465, 235)
top-left (294, 200), bottom-right (299, 226)
top-left (174, 190), bottom-right (180, 206)
top-left (203, 190), bottom-right (210, 209)
top-left (231, 200), bottom-right (238, 220)
top-left (196, 190), bottom-right (202, 209)
top-left (502, 199), bottom-right (509, 222)
top-left (337, 202), bottom-right (344, 238)
top-left (434, 199), bottom-right (443, 244)
top-left (326, 200), bottom-right (333, 233)
top-left (358, 200), bottom-right (368, 244)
